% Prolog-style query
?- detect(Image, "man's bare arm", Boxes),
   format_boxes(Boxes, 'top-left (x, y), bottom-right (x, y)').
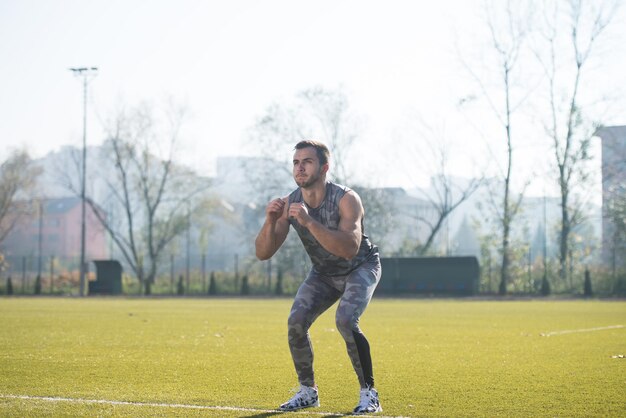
top-left (255, 197), bottom-right (290, 260)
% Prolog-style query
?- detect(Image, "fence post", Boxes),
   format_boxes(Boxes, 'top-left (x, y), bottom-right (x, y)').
top-left (202, 253), bottom-right (206, 294)
top-left (170, 254), bottom-right (175, 295)
top-left (487, 252), bottom-right (492, 293)
top-left (185, 247), bottom-right (190, 295)
top-left (528, 246), bottom-right (532, 293)
top-left (37, 200), bottom-right (44, 279)
top-left (22, 256), bottom-right (26, 294)
top-left (209, 271), bottom-right (217, 295)
top-left (50, 255), bottom-right (55, 294)
top-left (234, 253), bottom-right (239, 292)
top-left (177, 274), bottom-right (185, 295)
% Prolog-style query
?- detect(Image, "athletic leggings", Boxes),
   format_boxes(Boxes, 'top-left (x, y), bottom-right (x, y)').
top-left (287, 255), bottom-right (381, 389)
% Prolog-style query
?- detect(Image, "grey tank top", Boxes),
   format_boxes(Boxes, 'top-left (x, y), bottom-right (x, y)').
top-left (288, 181), bottom-right (377, 276)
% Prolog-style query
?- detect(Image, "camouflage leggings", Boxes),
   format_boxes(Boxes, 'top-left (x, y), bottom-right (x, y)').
top-left (287, 255), bottom-right (381, 389)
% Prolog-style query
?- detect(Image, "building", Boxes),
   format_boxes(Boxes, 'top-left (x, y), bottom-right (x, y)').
top-left (358, 187), bottom-right (441, 256)
top-left (596, 126), bottom-right (626, 269)
top-left (451, 216), bottom-right (481, 260)
top-left (1, 197), bottom-right (108, 262)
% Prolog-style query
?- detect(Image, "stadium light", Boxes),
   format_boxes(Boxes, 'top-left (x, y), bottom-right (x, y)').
top-left (70, 66), bottom-right (98, 297)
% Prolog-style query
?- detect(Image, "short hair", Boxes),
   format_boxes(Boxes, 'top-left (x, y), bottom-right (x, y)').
top-left (294, 140), bottom-right (330, 166)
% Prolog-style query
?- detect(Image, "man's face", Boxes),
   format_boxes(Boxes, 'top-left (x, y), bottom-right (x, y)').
top-left (292, 147), bottom-right (327, 188)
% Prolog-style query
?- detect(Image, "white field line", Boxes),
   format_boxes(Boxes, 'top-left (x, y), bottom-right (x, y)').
top-left (540, 324), bottom-right (624, 337)
top-left (0, 394), bottom-right (405, 418)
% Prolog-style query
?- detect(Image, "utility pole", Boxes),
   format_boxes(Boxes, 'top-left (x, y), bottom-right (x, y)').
top-left (543, 194), bottom-right (548, 284)
top-left (186, 202), bottom-right (191, 294)
top-left (70, 67), bottom-right (98, 296)
top-left (37, 200), bottom-right (44, 278)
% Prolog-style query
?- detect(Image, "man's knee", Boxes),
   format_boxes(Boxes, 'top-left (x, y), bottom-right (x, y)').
top-left (288, 309), bottom-right (309, 337)
top-left (335, 311), bottom-right (357, 337)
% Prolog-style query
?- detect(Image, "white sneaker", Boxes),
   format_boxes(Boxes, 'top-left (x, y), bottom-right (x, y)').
top-left (279, 385), bottom-right (320, 411)
top-left (353, 387), bottom-right (382, 415)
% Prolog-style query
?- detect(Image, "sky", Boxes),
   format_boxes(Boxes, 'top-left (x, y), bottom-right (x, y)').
top-left (1, 0), bottom-right (625, 197)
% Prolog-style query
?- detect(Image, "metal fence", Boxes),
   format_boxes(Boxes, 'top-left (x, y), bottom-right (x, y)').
top-left (0, 253), bottom-right (306, 296)
top-left (1, 249), bottom-right (624, 296)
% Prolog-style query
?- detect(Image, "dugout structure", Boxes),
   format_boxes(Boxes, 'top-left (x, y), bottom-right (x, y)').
top-left (378, 256), bottom-right (479, 295)
top-left (88, 260), bottom-right (123, 295)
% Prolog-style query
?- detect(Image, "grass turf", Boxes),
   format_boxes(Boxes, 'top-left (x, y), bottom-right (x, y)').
top-left (0, 297), bottom-right (624, 417)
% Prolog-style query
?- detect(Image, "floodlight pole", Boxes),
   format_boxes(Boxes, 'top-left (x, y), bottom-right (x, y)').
top-left (70, 67), bottom-right (98, 297)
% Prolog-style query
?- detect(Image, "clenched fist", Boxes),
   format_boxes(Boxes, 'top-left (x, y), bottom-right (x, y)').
top-left (265, 198), bottom-right (285, 223)
top-left (288, 202), bottom-right (313, 228)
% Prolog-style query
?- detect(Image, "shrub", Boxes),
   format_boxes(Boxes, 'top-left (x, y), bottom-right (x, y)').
top-left (275, 269), bottom-right (283, 296)
top-left (6, 276), bottom-right (13, 295)
top-left (541, 276), bottom-right (551, 296)
top-left (208, 271), bottom-right (217, 295)
top-left (241, 275), bottom-right (249, 295)
top-left (34, 275), bottom-right (42, 295)
top-left (583, 268), bottom-right (593, 297)
top-left (177, 275), bottom-right (185, 295)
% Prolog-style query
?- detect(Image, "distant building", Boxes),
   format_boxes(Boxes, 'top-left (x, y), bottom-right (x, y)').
top-left (1, 197), bottom-right (108, 261)
top-left (197, 156), bottom-right (290, 267)
top-left (596, 126), bottom-right (626, 269)
top-left (518, 196), bottom-right (571, 260)
top-left (213, 156), bottom-right (292, 204)
top-left (360, 187), bottom-right (438, 256)
top-left (451, 216), bottom-right (481, 260)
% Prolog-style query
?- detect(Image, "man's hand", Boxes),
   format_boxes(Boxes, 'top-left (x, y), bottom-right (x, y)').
top-left (289, 202), bottom-right (313, 228)
top-left (256, 197), bottom-right (289, 261)
top-left (291, 191), bottom-right (363, 260)
top-left (265, 198), bottom-right (286, 223)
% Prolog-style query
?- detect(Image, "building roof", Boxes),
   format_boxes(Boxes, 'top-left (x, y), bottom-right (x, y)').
top-left (595, 125), bottom-right (626, 140)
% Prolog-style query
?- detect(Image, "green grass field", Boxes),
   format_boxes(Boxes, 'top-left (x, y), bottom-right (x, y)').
top-left (0, 297), bottom-right (624, 417)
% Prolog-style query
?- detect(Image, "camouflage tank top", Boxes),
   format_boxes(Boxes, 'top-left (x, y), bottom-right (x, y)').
top-left (288, 181), bottom-right (377, 276)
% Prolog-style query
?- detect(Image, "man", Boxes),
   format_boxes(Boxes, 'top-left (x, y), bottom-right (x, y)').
top-left (255, 140), bottom-right (382, 414)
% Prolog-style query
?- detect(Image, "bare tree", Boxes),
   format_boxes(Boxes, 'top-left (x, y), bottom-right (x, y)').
top-left (242, 103), bottom-right (304, 204)
top-left (461, 0), bottom-right (532, 294)
top-left (104, 103), bottom-right (211, 294)
top-left (296, 86), bottom-right (360, 184)
top-left (418, 178), bottom-right (483, 256)
top-left (395, 119), bottom-right (483, 255)
top-left (246, 85), bottom-right (361, 191)
top-left (0, 150), bottom-right (41, 246)
top-left (61, 102), bottom-right (211, 294)
top-left (534, 0), bottom-right (618, 283)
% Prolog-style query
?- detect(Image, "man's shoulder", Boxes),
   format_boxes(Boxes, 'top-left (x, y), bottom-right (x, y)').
top-left (287, 188), bottom-right (302, 203)
top-left (328, 181), bottom-right (360, 200)
top-left (327, 181), bottom-right (353, 196)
